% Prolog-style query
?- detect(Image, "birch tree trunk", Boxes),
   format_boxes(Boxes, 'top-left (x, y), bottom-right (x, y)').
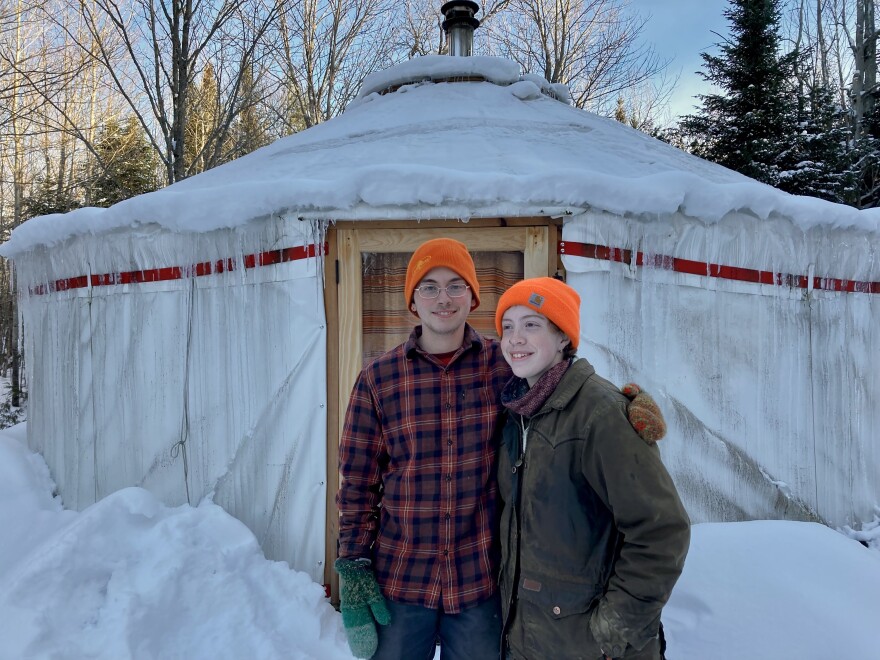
top-left (5, 0), bottom-right (26, 406)
top-left (851, 0), bottom-right (877, 137)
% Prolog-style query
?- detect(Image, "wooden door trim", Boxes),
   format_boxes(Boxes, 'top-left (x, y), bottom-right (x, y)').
top-left (331, 216), bottom-right (559, 231)
top-left (354, 226), bottom-right (538, 253)
top-left (322, 229), bottom-right (340, 597)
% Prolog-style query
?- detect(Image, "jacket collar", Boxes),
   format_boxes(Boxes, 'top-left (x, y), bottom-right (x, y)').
top-left (540, 357), bottom-right (596, 412)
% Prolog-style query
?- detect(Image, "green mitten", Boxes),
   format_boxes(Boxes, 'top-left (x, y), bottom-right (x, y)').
top-left (621, 383), bottom-right (667, 444)
top-left (335, 558), bottom-right (391, 659)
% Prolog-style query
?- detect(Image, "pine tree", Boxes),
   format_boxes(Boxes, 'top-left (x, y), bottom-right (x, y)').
top-left (782, 83), bottom-right (859, 204)
top-left (615, 96), bottom-right (627, 124)
top-left (230, 66), bottom-right (270, 159)
top-left (679, 0), bottom-right (800, 188)
top-left (23, 178), bottom-right (80, 218)
top-left (855, 106), bottom-right (880, 208)
top-left (184, 63), bottom-right (220, 174)
top-left (280, 84), bottom-right (308, 136)
top-left (90, 117), bottom-right (158, 207)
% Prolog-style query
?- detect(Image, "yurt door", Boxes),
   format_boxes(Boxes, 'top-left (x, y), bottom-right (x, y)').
top-left (324, 222), bottom-right (556, 595)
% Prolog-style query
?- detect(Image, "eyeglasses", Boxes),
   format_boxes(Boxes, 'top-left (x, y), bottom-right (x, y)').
top-left (415, 283), bottom-right (470, 299)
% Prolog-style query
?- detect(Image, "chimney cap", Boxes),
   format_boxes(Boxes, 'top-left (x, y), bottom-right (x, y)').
top-left (441, 0), bottom-right (480, 30)
top-left (441, 0), bottom-right (479, 14)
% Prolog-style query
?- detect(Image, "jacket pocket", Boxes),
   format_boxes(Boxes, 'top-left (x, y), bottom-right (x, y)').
top-left (511, 574), bottom-right (604, 659)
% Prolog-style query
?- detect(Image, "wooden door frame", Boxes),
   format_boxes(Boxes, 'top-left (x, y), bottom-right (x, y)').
top-left (322, 218), bottom-right (561, 598)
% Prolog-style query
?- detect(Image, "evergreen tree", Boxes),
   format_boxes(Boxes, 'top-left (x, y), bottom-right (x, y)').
top-left (230, 66), bottom-right (270, 159)
top-left (615, 96), bottom-right (627, 124)
top-left (23, 178), bottom-right (80, 218)
top-left (679, 0), bottom-right (801, 188)
top-left (90, 117), bottom-right (158, 207)
top-left (184, 63), bottom-right (220, 174)
top-left (782, 83), bottom-right (859, 205)
top-left (855, 105), bottom-right (880, 208)
top-left (280, 83), bottom-right (308, 136)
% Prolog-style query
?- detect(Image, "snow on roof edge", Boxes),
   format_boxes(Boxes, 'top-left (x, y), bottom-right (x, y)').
top-left (0, 204), bottom-right (584, 259)
top-left (2, 169), bottom-right (878, 260)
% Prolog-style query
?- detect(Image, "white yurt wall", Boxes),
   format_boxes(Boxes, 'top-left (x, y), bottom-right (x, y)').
top-left (563, 210), bottom-right (879, 528)
top-left (15, 216), bottom-right (329, 580)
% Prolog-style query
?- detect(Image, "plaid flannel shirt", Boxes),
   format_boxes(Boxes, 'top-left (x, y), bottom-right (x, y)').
top-left (337, 324), bottom-right (512, 613)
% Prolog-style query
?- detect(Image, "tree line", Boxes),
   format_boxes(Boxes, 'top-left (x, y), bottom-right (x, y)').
top-left (0, 0), bottom-right (877, 413)
top-left (665, 0), bottom-right (879, 208)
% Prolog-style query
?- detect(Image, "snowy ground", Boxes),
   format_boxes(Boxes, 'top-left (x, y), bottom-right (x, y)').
top-left (1, 424), bottom-right (878, 660)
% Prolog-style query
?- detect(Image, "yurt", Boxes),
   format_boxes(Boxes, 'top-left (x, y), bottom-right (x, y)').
top-left (3, 3), bottom-right (878, 594)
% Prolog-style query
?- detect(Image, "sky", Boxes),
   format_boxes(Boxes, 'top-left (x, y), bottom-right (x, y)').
top-left (1, 422), bottom-right (879, 659)
top-left (630, 0), bottom-right (730, 121)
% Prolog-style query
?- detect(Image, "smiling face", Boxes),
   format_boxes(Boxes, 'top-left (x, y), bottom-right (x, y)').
top-left (410, 266), bottom-right (474, 353)
top-left (500, 305), bottom-right (570, 386)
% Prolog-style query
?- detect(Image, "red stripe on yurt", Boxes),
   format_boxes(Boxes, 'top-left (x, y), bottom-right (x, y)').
top-left (558, 241), bottom-right (880, 295)
top-left (29, 243), bottom-right (325, 296)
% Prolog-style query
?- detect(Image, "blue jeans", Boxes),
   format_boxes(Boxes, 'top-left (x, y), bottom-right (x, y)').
top-left (373, 594), bottom-right (502, 660)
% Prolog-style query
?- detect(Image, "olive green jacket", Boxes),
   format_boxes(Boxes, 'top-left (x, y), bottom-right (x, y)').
top-left (498, 359), bottom-right (690, 659)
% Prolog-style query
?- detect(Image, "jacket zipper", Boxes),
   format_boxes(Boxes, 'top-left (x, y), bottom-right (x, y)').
top-left (503, 414), bottom-right (530, 654)
top-left (503, 413), bottom-right (532, 654)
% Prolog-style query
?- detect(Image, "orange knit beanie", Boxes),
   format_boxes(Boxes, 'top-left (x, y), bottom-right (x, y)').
top-left (404, 238), bottom-right (480, 313)
top-left (495, 277), bottom-right (581, 349)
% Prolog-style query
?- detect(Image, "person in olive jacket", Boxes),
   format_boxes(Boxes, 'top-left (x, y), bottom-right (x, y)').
top-left (494, 277), bottom-right (691, 660)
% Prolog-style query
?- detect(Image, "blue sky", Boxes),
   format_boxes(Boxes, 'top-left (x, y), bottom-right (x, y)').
top-left (630, 0), bottom-right (731, 121)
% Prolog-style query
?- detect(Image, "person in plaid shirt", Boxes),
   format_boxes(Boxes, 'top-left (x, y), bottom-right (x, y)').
top-left (336, 238), bottom-right (507, 660)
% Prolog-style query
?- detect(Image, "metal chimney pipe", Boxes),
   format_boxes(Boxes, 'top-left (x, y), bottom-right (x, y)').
top-left (441, 1), bottom-right (480, 57)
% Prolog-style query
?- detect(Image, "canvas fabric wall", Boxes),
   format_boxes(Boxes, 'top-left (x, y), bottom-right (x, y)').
top-left (562, 210), bottom-right (879, 529)
top-left (15, 217), bottom-right (328, 582)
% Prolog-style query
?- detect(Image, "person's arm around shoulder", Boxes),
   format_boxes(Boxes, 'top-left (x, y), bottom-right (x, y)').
top-left (581, 397), bottom-right (690, 657)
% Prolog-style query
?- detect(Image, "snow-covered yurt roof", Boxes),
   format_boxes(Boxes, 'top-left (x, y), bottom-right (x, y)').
top-left (3, 55), bottom-right (878, 259)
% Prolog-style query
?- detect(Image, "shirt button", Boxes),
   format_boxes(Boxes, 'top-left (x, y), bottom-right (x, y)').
top-left (445, 475), bottom-right (452, 482)
top-left (553, 606), bottom-right (561, 615)
top-left (445, 513), bottom-right (451, 520)
top-left (447, 439), bottom-right (453, 446)
top-left (445, 403), bottom-right (451, 409)
top-left (443, 549), bottom-right (449, 556)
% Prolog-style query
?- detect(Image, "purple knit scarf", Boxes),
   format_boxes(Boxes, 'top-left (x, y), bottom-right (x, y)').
top-left (501, 359), bottom-right (572, 418)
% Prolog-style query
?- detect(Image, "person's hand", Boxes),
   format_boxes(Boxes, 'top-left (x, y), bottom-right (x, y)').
top-left (590, 600), bottom-right (628, 659)
top-left (621, 383), bottom-right (667, 443)
top-left (335, 558), bottom-right (391, 659)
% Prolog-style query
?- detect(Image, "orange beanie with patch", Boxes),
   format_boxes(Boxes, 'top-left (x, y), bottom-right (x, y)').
top-left (404, 238), bottom-right (480, 314)
top-left (495, 277), bottom-right (581, 349)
